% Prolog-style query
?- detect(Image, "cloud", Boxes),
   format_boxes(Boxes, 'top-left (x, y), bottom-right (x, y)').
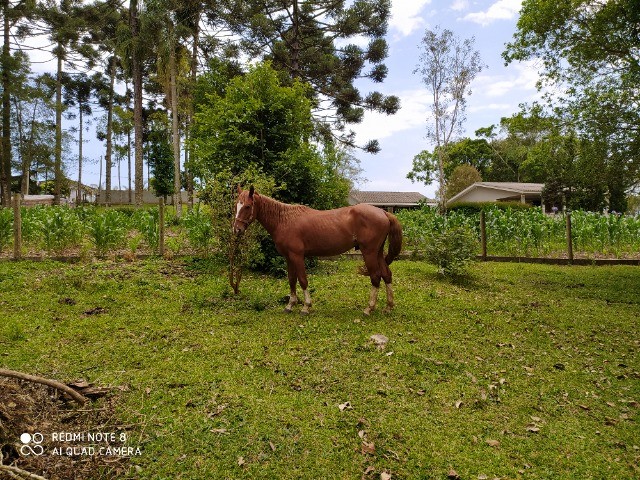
top-left (468, 102), bottom-right (513, 114)
top-left (474, 61), bottom-right (540, 98)
top-left (351, 89), bottom-right (431, 142)
top-left (389, 1), bottom-right (432, 37)
top-left (451, 0), bottom-right (469, 12)
top-left (463, 0), bottom-right (522, 26)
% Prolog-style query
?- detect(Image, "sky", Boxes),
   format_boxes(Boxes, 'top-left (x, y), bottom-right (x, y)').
top-left (26, 0), bottom-right (543, 199)
top-left (350, 0), bottom-right (543, 199)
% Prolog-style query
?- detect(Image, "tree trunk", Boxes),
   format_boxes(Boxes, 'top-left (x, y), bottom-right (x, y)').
top-left (170, 39), bottom-right (182, 217)
top-left (21, 87), bottom-right (41, 196)
top-left (54, 49), bottom-right (63, 205)
top-left (186, 12), bottom-right (200, 210)
top-left (77, 104), bottom-right (83, 203)
top-left (131, 0), bottom-right (144, 207)
top-left (1, 1), bottom-right (12, 206)
top-left (12, 96), bottom-right (26, 196)
top-left (98, 155), bottom-right (102, 200)
top-left (105, 57), bottom-right (115, 205)
top-left (290, 0), bottom-right (301, 78)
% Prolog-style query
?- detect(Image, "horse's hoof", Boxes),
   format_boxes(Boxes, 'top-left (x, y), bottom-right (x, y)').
top-left (300, 310), bottom-right (310, 316)
top-left (383, 307), bottom-right (393, 314)
top-left (363, 308), bottom-right (372, 316)
top-left (284, 307), bottom-right (294, 313)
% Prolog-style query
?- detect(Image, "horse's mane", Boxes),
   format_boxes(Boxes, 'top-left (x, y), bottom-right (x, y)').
top-left (256, 194), bottom-right (312, 232)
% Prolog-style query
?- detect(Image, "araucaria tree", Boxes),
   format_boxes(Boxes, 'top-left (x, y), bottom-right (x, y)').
top-left (410, 26), bottom-right (484, 210)
top-left (224, 0), bottom-right (400, 152)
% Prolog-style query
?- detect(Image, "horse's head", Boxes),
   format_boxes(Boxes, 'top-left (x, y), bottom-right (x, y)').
top-left (233, 185), bottom-right (256, 235)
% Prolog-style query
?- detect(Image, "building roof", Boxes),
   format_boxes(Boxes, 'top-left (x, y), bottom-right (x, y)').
top-left (447, 182), bottom-right (544, 205)
top-left (349, 190), bottom-right (431, 207)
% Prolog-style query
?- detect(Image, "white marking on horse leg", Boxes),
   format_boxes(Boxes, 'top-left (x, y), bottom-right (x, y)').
top-left (363, 286), bottom-right (379, 316)
top-left (285, 293), bottom-right (298, 313)
top-left (301, 289), bottom-right (312, 315)
top-left (235, 202), bottom-right (243, 219)
top-left (383, 282), bottom-right (395, 313)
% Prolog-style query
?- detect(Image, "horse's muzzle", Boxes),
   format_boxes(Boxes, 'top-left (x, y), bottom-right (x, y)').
top-left (233, 223), bottom-right (245, 235)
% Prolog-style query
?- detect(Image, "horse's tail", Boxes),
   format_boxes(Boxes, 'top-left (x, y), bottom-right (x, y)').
top-left (384, 211), bottom-right (403, 265)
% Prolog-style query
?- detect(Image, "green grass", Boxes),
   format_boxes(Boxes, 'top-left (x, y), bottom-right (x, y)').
top-left (1, 259), bottom-right (639, 479)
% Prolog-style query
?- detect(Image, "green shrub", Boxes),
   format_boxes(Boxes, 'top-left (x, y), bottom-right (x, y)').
top-left (0, 208), bottom-right (11, 252)
top-left (200, 167), bottom-right (277, 273)
top-left (424, 225), bottom-right (478, 277)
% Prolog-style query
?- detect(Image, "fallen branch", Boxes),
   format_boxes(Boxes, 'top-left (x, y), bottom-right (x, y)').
top-left (0, 464), bottom-right (49, 480)
top-left (0, 368), bottom-right (87, 405)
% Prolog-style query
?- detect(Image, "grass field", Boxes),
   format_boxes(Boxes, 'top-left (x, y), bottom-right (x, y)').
top-left (1, 259), bottom-right (639, 479)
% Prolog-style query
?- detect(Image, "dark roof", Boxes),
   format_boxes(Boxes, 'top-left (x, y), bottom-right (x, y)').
top-left (349, 190), bottom-right (430, 206)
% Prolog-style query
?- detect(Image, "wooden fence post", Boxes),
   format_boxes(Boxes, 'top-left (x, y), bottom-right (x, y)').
top-left (566, 210), bottom-right (573, 264)
top-left (13, 194), bottom-right (21, 260)
top-left (480, 209), bottom-right (487, 261)
top-left (159, 197), bottom-right (165, 256)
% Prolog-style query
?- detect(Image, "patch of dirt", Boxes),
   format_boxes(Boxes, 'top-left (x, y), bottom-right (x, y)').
top-left (0, 378), bottom-right (131, 480)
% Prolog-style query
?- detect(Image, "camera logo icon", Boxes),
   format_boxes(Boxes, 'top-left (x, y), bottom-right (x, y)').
top-left (20, 433), bottom-right (44, 456)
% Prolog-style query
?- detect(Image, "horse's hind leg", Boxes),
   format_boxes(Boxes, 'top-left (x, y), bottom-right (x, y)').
top-left (363, 251), bottom-right (382, 316)
top-left (379, 249), bottom-right (395, 313)
top-left (285, 258), bottom-right (298, 313)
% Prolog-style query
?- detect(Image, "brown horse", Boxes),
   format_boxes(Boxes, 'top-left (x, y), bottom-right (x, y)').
top-left (233, 186), bottom-right (403, 315)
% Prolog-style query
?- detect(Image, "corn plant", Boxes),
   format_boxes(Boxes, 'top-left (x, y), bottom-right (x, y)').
top-left (0, 207), bottom-right (12, 252)
top-left (182, 204), bottom-right (214, 253)
top-left (132, 209), bottom-right (159, 251)
top-left (88, 210), bottom-right (128, 256)
top-left (21, 206), bottom-right (83, 253)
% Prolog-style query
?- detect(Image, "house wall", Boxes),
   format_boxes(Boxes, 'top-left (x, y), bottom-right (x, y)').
top-left (95, 190), bottom-right (196, 205)
top-left (456, 186), bottom-right (506, 203)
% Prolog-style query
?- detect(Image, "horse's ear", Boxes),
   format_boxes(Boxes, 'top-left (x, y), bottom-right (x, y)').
top-left (249, 185), bottom-right (254, 199)
top-left (236, 184), bottom-right (242, 194)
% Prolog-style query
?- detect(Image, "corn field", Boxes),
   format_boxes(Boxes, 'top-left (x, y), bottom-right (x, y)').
top-left (2, 204), bottom-right (639, 259)
top-left (397, 206), bottom-right (640, 258)
top-left (0, 204), bottom-right (215, 257)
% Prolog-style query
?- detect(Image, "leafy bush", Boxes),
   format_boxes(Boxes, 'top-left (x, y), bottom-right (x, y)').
top-left (0, 208), bottom-right (12, 252)
top-left (200, 167), bottom-right (277, 273)
top-left (424, 225), bottom-right (478, 277)
top-left (88, 210), bottom-right (128, 256)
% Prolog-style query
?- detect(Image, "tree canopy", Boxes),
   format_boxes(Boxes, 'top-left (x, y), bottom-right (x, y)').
top-left (191, 61), bottom-right (351, 210)
top-left (503, 0), bottom-right (640, 211)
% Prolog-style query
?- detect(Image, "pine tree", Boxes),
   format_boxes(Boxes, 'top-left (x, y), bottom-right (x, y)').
top-left (224, 0), bottom-right (399, 152)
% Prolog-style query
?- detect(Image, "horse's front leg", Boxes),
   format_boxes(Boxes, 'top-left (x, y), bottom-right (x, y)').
top-left (294, 255), bottom-right (312, 315)
top-left (284, 258), bottom-right (298, 313)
